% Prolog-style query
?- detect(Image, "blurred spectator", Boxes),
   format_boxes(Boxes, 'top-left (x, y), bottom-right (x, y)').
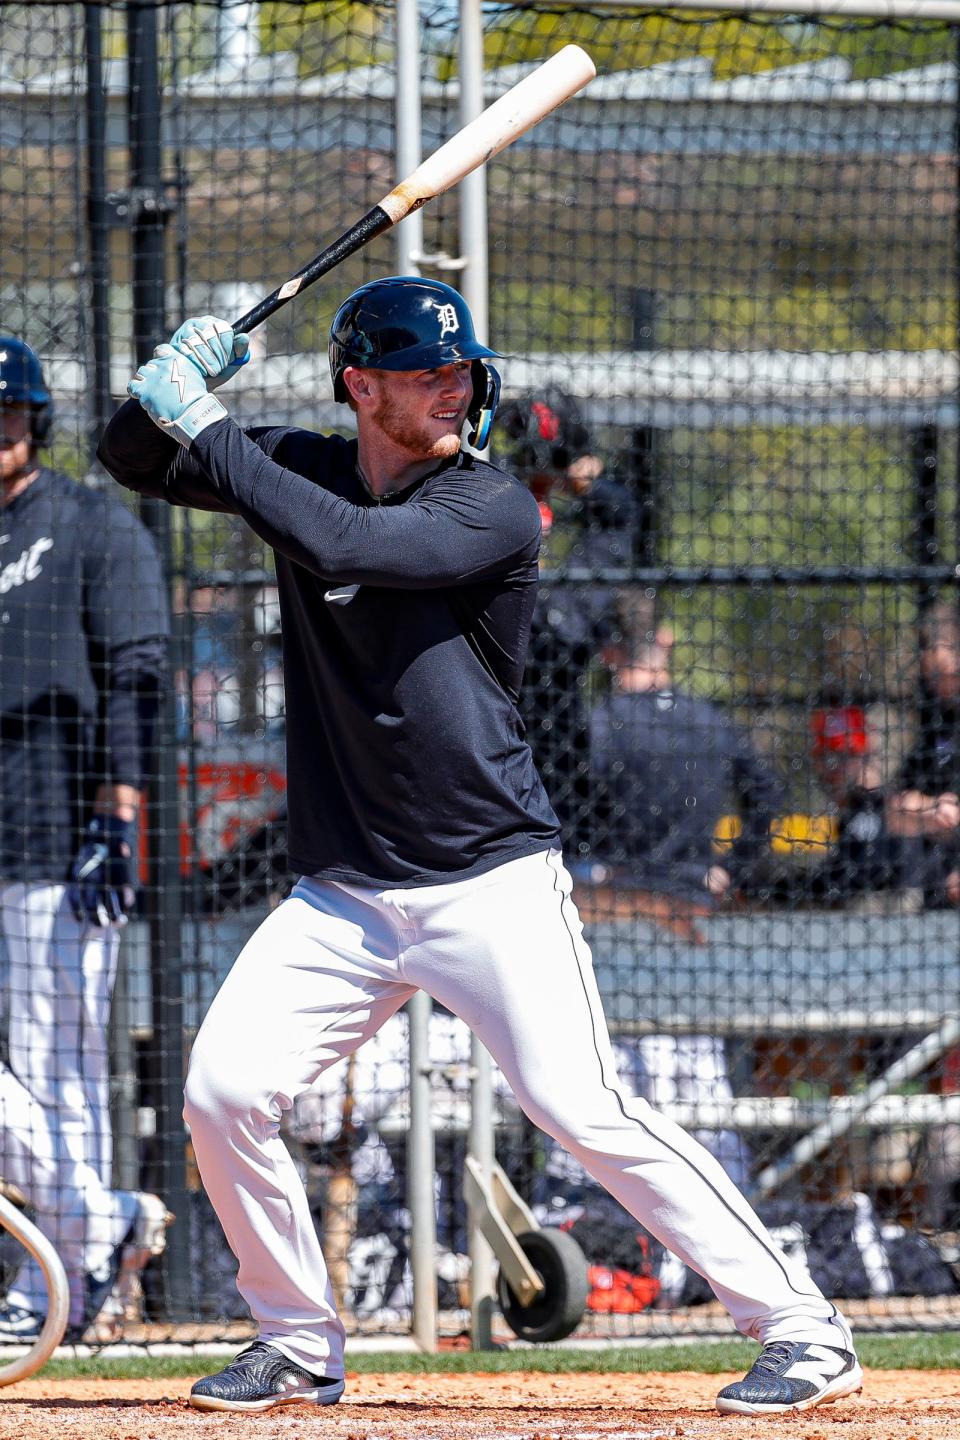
top-left (517, 604), bottom-right (592, 863)
top-left (496, 388), bottom-right (637, 648)
top-left (497, 391), bottom-right (635, 861)
top-left (175, 579), bottom-right (284, 744)
top-left (583, 601), bottom-right (784, 936)
top-left (887, 601), bottom-right (960, 904)
top-left (175, 582), bottom-right (240, 742)
top-left (574, 603), bottom-right (780, 1203)
top-left (801, 705), bottom-right (931, 908)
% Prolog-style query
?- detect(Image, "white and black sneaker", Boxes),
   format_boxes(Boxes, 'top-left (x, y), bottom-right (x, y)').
top-left (189, 1341), bottom-right (346, 1412)
top-left (716, 1340), bottom-right (863, 1415)
top-left (0, 1304), bottom-right (44, 1344)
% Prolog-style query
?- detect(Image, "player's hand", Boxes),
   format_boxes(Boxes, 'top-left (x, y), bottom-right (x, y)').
top-left (170, 315), bottom-right (250, 390)
top-left (704, 864), bottom-right (732, 898)
top-left (67, 816), bottom-right (136, 928)
top-left (931, 792), bottom-right (960, 832)
top-left (128, 343), bottom-right (228, 448)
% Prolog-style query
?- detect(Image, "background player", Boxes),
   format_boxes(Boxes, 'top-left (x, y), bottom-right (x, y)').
top-left (99, 283), bottom-right (861, 1418)
top-left (0, 336), bottom-right (171, 1339)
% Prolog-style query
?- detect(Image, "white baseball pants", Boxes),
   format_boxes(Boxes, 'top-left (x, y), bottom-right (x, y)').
top-left (184, 848), bottom-right (853, 1376)
top-left (0, 882), bottom-right (128, 1325)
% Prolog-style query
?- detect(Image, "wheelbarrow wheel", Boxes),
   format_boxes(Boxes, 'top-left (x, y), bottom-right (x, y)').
top-left (496, 1227), bottom-right (588, 1343)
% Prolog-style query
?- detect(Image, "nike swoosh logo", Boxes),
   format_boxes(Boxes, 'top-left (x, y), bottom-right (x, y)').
top-left (324, 585), bottom-right (360, 605)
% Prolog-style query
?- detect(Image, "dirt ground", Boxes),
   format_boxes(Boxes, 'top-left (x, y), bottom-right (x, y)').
top-left (0, 1368), bottom-right (955, 1440)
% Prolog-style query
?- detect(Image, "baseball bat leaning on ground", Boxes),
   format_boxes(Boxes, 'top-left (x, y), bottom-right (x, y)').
top-left (231, 44), bottom-right (597, 334)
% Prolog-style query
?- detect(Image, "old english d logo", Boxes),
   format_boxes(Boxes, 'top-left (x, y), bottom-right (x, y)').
top-left (436, 303), bottom-right (459, 338)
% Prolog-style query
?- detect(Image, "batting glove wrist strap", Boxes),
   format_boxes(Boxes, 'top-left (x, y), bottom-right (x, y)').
top-left (165, 392), bottom-right (229, 448)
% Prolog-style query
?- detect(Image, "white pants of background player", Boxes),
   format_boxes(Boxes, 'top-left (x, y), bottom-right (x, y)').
top-left (184, 847), bottom-right (854, 1376)
top-left (0, 882), bottom-right (132, 1326)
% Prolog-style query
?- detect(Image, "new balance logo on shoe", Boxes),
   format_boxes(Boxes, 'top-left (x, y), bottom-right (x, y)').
top-left (783, 1344), bottom-right (852, 1388)
top-left (716, 1339), bottom-right (863, 1416)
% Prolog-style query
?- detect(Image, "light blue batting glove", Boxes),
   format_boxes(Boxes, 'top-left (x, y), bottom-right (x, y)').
top-left (127, 343), bottom-right (228, 448)
top-left (170, 314), bottom-right (251, 390)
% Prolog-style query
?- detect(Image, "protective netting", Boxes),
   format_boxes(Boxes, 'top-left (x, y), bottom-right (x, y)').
top-left (1, 0), bottom-right (959, 1342)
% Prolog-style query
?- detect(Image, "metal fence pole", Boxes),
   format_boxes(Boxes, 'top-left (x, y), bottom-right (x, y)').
top-left (125, 0), bottom-right (191, 1320)
top-left (82, 2), bottom-right (111, 458)
top-left (457, 0), bottom-right (489, 343)
top-left (457, 0), bottom-right (498, 1349)
top-left (396, 0), bottom-right (438, 1354)
top-left (395, 0), bottom-right (425, 278)
top-left (406, 990), bottom-right (438, 1351)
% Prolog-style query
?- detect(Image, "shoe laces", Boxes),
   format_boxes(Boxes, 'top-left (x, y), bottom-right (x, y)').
top-left (231, 1342), bottom-right (282, 1370)
top-left (230, 1341), bottom-right (315, 1381)
top-left (754, 1341), bottom-right (799, 1374)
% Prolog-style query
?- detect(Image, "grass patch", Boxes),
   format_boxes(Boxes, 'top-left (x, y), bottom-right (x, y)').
top-left (33, 1332), bottom-right (960, 1383)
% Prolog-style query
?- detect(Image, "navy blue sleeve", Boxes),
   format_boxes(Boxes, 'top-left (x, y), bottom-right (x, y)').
top-left (78, 490), bottom-right (169, 792)
top-left (101, 635), bottom-right (167, 790)
top-left (82, 496), bottom-right (170, 649)
top-left (97, 399), bottom-right (236, 513)
top-left (189, 419), bottom-right (541, 587)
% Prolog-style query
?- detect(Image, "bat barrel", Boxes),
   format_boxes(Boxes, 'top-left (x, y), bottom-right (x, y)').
top-left (378, 44), bottom-right (597, 220)
top-left (231, 46), bottom-right (597, 333)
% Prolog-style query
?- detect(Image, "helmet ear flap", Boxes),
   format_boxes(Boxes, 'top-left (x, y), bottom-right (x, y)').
top-left (466, 361), bottom-right (500, 451)
top-left (30, 404), bottom-right (53, 446)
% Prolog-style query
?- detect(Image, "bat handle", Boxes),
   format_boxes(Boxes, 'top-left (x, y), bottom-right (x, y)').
top-left (231, 205), bottom-right (396, 335)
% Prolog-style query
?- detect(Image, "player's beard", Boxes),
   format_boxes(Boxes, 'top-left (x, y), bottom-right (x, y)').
top-left (372, 391), bottom-right (463, 461)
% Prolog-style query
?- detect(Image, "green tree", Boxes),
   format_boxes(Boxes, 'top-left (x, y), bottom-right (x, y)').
top-left (259, 2), bottom-right (392, 77)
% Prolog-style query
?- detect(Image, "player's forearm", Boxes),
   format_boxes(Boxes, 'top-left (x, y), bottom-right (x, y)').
top-left (102, 636), bottom-right (167, 793)
top-left (886, 789), bottom-right (959, 836)
top-left (97, 399), bottom-right (235, 514)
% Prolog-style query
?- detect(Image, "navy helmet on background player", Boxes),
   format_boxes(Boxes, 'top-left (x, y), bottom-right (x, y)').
top-left (328, 276), bottom-right (501, 449)
top-left (0, 335), bottom-right (53, 445)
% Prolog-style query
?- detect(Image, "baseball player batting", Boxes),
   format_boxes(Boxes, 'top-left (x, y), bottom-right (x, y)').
top-left (99, 281), bottom-right (862, 1417)
top-left (0, 337), bottom-right (171, 1341)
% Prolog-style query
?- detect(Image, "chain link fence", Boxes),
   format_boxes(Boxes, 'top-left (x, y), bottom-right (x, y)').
top-left (1, 0), bottom-right (959, 1340)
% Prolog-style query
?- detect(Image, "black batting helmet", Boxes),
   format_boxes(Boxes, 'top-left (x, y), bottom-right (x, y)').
top-left (0, 335), bottom-right (53, 445)
top-left (497, 389), bottom-right (590, 474)
top-left (329, 276), bottom-right (501, 448)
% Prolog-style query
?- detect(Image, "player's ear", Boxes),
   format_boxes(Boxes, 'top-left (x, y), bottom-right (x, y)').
top-left (341, 366), bottom-right (377, 410)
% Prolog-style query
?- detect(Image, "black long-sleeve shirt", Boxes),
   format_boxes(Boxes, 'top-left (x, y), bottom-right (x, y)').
top-left (98, 403), bottom-right (559, 886)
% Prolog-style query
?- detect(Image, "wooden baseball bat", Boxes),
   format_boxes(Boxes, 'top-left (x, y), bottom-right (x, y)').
top-left (232, 45), bottom-right (596, 335)
top-left (324, 1052), bottom-right (359, 1314)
